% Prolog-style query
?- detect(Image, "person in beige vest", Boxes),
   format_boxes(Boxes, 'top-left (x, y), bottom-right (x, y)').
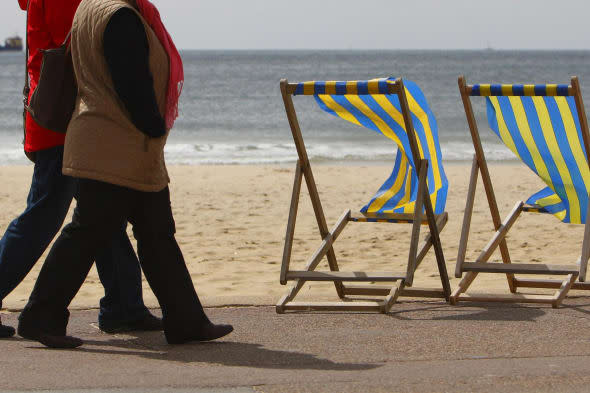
top-left (0, 0), bottom-right (163, 340)
top-left (17, 0), bottom-right (233, 348)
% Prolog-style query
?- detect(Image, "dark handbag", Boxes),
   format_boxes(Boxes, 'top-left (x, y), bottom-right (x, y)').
top-left (25, 33), bottom-right (77, 135)
top-left (22, 0), bottom-right (77, 150)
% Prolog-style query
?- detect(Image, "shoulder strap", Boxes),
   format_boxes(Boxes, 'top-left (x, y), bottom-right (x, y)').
top-left (63, 31), bottom-right (71, 46)
top-left (23, 0), bottom-right (30, 103)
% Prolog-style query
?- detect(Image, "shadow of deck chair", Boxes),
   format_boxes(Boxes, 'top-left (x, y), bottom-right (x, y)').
top-left (452, 76), bottom-right (590, 308)
top-left (276, 77), bottom-right (451, 314)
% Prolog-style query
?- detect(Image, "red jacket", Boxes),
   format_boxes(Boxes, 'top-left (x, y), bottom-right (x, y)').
top-left (19, 0), bottom-right (82, 152)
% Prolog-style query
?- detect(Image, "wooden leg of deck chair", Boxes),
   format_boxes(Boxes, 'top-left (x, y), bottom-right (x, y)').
top-left (303, 210), bottom-right (351, 275)
top-left (450, 272), bottom-right (478, 305)
top-left (276, 210), bottom-right (351, 313)
top-left (280, 82), bottom-right (345, 298)
top-left (475, 201), bottom-right (524, 264)
top-left (458, 76), bottom-right (516, 293)
top-left (579, 201), bottom-right (590, 282)
top-left (415, 213), bottom-right (448, 270)
top-left (406, 161), bottom-right (428, 287)
top-left (456, 155), bottom-right (479, 278)
top-left (573, 76), bottom-right (590, 282)
top-left (396, 81), bottom-right (450, 300)
top-left (276, 283), bottom-right (300, 314)
top-left (302, 160), bottom-right (346, 298)
top-left (450, 201), bottom-right (522, 305)
top-left (280, 161), bottom-right (303, 285)
top-left (451, 202), bottom-right (523, 305)
top-left (477, 161), bottom-right (517, 292)
top-left (423, 195), bottom-right (451, 300)
top-left (408, 160), bottom-right (449, 299)
top-left (380, 281), bottom-right (404, 314)
top-left (552, 274), bottom-right (578, 309)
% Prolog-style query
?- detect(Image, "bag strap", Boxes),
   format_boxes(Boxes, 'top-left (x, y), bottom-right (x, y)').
top-left (21, 0), bottom-right (31, 149)
top-left (62, 30), bottom-right (72, 47)
top-left (23, 3), bottom-right (72, 96)
top-left (22, 0), bottom-right (30, 105)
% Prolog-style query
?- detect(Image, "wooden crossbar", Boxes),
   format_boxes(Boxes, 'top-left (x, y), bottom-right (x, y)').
top-left (281, 301), bottom-right (384, 312)
top-left (465, 85), bottom-right (575, 97)
top-left (285, 80), bottom-right (401, 96)
top-left (286, 271), bottom-right (407, 282)
top-left (349, 212), bottom-right (434, 224)
top-left (276, 77), bottom-right (451, 314)
top-left (343, 285), bottom-right (447, 298)
top-left (522, 205), bottom-right (552, 214)
top-left (514, 278), bottom-right (590, 291)
top-left (462, 262), bottom-right (579, 275)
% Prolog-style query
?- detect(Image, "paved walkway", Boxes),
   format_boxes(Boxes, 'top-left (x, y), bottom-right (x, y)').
top-left (2, 299), bottom-right (590, 392)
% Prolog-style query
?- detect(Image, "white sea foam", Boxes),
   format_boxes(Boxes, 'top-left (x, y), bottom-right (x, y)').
top-left (0, 137), bottom-right (517, 166)
top-left (162, 140), bottom-right (516, 165)
top-left (440, 142), bottom-right (515, 162)
top-left (0, 140), bottom-right (31, 165)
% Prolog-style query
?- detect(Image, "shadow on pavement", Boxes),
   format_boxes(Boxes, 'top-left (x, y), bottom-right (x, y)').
top-left (272, 302), bottom-right (547, 322)
top-left (562, 302), bottom-right (590, 317)
top-left (72, 338), bottom-right (381, 371)
top-left (386, 303), bottom-right (547, 321)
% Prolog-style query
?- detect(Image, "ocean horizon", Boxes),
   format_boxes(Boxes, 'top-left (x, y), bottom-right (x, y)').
top-left (2, 49), bottom-right (590, 165)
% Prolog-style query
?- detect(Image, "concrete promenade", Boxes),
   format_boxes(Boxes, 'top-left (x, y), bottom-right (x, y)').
top-left (2, 299), bottom-right (590, 392)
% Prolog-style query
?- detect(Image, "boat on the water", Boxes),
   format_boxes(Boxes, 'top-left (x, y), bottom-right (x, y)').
top-left (0, 36), bottom-right (24, 52)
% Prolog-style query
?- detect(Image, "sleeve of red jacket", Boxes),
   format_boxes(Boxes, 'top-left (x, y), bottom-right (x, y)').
top-left (44, 0), bottom-right (81, 45)
top-left (18, 0), bottom-right (27, 11)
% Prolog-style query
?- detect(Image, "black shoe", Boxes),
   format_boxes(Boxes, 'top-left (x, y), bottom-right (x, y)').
top-left (18, 325), bottom-right (83, 349)
top-left (99, 312), bottom-right (163, 334)
top-left (0, 317), bottom-right (15, 338)
top-left (167, 323), bottom-right (234, 345)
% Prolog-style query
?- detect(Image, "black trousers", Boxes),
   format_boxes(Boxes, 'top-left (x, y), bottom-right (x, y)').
top-left (20, 179), bottom-right (210, 342)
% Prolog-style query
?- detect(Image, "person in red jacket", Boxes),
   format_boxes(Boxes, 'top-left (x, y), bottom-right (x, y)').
top-left (0, 0), bottom-right (161, 338)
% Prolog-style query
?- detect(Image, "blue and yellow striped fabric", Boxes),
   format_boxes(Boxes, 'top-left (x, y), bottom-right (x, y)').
top-left (301, 78), bottom-right (448, 215)
top-left (294, 79), bottom-right (391, 96)
top-left (471, 84), bottom-right (571, 97)
top-left (484, 92), bottom-right (590, 223)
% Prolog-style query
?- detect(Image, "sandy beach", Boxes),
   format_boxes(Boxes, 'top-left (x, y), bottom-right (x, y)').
top-left (0, 163), bottom-right (585, 311)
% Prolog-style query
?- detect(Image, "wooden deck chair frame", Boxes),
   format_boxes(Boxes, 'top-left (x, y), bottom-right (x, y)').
top-left (276, 78), bottom-right (451, 314)
top-left (452, 75), bottom-right (590, 308)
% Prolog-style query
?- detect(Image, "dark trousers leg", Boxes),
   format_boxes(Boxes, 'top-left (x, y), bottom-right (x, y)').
top-left (128, 187), bottom-right (210, 342)
top-left (20, 180), bottom-right (130, 334)
top-left (0, 146), bottom-right (149, 323)
top-left (95, 222), bottom-right (149, 325)
top-left (0, 146), bottom-right (75, 309)
top-left (21, 180), bottom-right (209, 339)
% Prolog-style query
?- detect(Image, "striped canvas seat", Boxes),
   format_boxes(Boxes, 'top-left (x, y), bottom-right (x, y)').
top-left (452, 76), bottom-right (590, 308)
top-left (277, 77), bottom-right (452, 314)
top-left (294, 78), bottom-right (449, 216)
top-left (475, 84), bottom-right (590, 224)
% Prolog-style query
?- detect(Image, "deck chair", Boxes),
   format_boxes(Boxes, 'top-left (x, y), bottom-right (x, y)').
top-left (277, 77), bottom-right (451, 314)
top-left (452, 76), bottom-right (590, 308)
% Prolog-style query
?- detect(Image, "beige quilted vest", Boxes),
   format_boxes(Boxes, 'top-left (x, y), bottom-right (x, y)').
top-left (63, 0), bottom-right (170, 192)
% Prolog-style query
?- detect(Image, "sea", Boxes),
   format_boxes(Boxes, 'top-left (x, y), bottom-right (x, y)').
top-left (1, 49), bottom-right (590, 165)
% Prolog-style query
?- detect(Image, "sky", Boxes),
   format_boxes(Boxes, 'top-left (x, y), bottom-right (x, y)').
top-left (1, 0), bottom-right (589, 50)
